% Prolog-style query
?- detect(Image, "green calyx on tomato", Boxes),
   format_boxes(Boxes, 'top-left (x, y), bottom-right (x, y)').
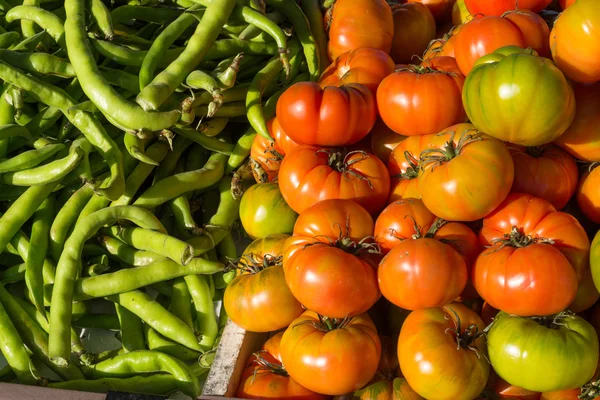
top-left (487, 310), bottom-right (599, 393)
top-left (392, 151), bottom-right (420, 181)
top-left (445, 307), bottom-right (486, 354)
top-left (295, 313), bottom-right (354, 333)
top-left (419, 128), bottom-right (481, 168)
top-left (491, 225), bottom-right (555, 248)
top-left (249, 351), bottom-right (289, 378)
top-left (317, 148), bottom-right (379, 188)
top-left (234, 251), bottom-right (282, 275)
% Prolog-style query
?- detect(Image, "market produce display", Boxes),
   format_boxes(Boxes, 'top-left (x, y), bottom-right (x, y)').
top-left (0, 0), bottom-right (599, 399)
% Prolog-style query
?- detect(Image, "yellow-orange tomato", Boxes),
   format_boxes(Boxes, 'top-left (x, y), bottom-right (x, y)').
top-left (389, 3), bottom-right (436, 64)
top-left (550, 0), bottom-right (600, 83)
top-left (327, 0), bottom-right (394, 61)
top-left (541, 389), bottom-right (594, 400)
top-left (452, 0), bottom-right (471, 26)
top-left (387, 134), bottom-right (434, 202)
top-left (280, 311), bottom-right (382, 396)
top-left (577, 166), bottom-right (600, 223)
top-left (398, 303), bottom-right (490, 399)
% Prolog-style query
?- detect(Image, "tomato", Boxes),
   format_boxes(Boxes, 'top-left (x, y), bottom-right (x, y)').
top-left (224, 234), bottom-right (303, 332)
top-left (423, 34), bottom-right (458, 59)
top-left (389, 3), bottom-right (436, 64)
top-left (420, 55), bottom-right (463, 74)
top-left (280, 311), bottom-right (382, 396)
top-left (240, 183), bottom-right (298, 239)
top-left (492, 375), bottom-right (541, 400)
top-left (276, 82), bottom-right (376, 147)
top-left (503, 10), bottom-right (551, 58)
top-left (319, 48), bottom-right (395, 95)
top-left (541, 389), bottom-right (584, 400)
top-left (463, 47), bottom-right (575, 146)
top-left (454, 16), bottom-right (527, 75)
top-left (555, 83), bottom-right (600, 162)
top-left (452, 0), bottom-right (471, 26)
top-left (487, 312), bottom-right (599, 392)
top-left (237, 333), bottom-right (329, 400)
top-left (379, 238), bottom-right (468, 310)
top-left (370, 118), bottom-right (405, 163)
top-left (464, 0), bottom-right (553, 16)
top-left (480, 193), bottom-right (590, 281)
top-left (278, 146), bottom-right (390, 215)
top-left (550, 0), bottom-right (600, 83)
top-left (578, 166), bottom-right (600, 224)
top-left (327, 0), bottom-right (394, 61)
top-left (353, 378), bottom-right (425, 400)
top-left (418, 123), bottom-right (514, 222)
top-left (374, 198), bottom-right (481, 263)
top-left (569, 265), bottom-right (600, 314)
top-left (590, 231), bottom-right (600, 293)
top-left (249, 130), bottom-right (282, 183)
top-left (399, 303), bottom-right (490, 399)
top-left (377, 66), bottom-right (466, 136)
top-left (387, 134), bottom-right (434, 202)
top-left (558, 0), bottom-right (576, 9)
top-left (508, 144), bottom-right (578, 210)
top-left (407, 0), bottom-right (454, 22)
top-left (270, 116), bottom-right (299, 157)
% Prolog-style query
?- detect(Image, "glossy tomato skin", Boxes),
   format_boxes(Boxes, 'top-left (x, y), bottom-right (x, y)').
top-left (480, 193), bottom-right (590, 280)
top-left (276, 82), bottom-right (376, 147)
top-left (418, 123), bottom-right (514, 222)
top-left (370, 118), bottom-right (405, 163)
top-left (319, 48), bottom-right (395, 95)
top-left (550, 0), bottom-right (600, 83)
top-left (491, 374), bottom-right (541, 400)
top-left (224, 234), bottom-right (303, 332)
top-left (236, 333), bottom-right (329, 400)
top-left (464, 0), bottom-right (553, 16)
top-left (240, 183), bottom-right (298, 239)
top-left (387, 134), bottom-right (434, 202)
top-left (555, 83), bottom-right (600, 162)
top-left (327, 0), bottom-right (394, 61)
top-left (278, 146), bottom-right (390, 215)
top-left (284, 243), bottom-right (380, 318)
top-left (463, 51), bottom-right (575, 146)
top-left (487, 312), bottom-right (599, 392)
top-left (399, 303), bottom-right (490, 399)
top-left (377, 69), bottom-right (466, 136)
top-left (454, 16), bottom-right (526, 75)
top-left (558, 0), bottom-right (576, 9)
top-left (407, 0), bottom-right (454, 22)
top-left (389, 3), bottom-right (436, 64)
top-left (280, 311), bottom-right (382, 396)
top-left (270, 116), bottom-right (298, 157)
top-left (578, 167), bottom-right (600, 224)
top-left (503, 10), bottom-right (551, 58)
top-left (249, 131), bottom-right (281, 183)
top-left (379, 238), bottom-right (468, 310)
top-left (509, 144), bottom-right (578, 210)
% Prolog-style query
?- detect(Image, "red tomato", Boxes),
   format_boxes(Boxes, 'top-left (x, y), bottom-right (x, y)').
top-left (270, 116), bottom-right (299, 157)
top-left (236, 333), bottom-right (329, 400)
top-left (464, 0), bottom-right (553, 16)
top-left (276, 82), bottom-right (376, 147)
top-left (319, 47), bottom-right (395, 95)
top-left (503, 10), bottom-right (551, 58)
top-left (508, 144), bottom-right (578, 210)
top-left (249, 131), bottom-right (282, 183)
top-left (480, 193), bottom-right (590, 280)
top-left (224, 234), bottom-right (304, 332)
top-left (418, 123), bottom-right (514, 222)
top-left (454, 16), bottom-right (526, 75)
top-left (379, 238), bottom-right (468, 310)
top-left (577, 165), bottom-right (600, 224)
top-left (554, 83), bottom-right (600, 162)
top-left (398, 303), bottom-right (490, 399)
top-left (550, 0), bottom-right (600, 83)
top-left (559, 0), bottom-right (576, 9)
top-left (377, 66), bottom-right (466, 136)
top-left (407, 0), bottom-right (454, 22)
top-left (278, 145), bottom-right (390, 215)
top-left (327, 0), bottom-right (394, 61)
top-left (370, 118), bottom-right (406, 163)
top-left (280, 311), bottom-right (382, 396)
top-left (389, 3), bottom-right (437, 64)
top-left (387, 134), bottom-right (435, 202)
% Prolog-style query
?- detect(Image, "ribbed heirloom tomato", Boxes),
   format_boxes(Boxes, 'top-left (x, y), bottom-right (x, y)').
top-left (236, 333), bottom-right (328, 400)
top-left (280, 311), bottom-right (382, 396)
top-left (377, 65), bottom-right (466, 136)
top-left (418, 123), bottom-right (514, 221)
top-left (387, 134), bottom-right (435, 202)
top-left (463, 47), bottom-right (575, 146)
top-left (319, 47), bottom-right (395, 95)
top-left (508, 144), bottom-right (578, 210)
top-left (278, 146), bottom-right (390, 215)
top-left (464, 0), bottom-right (552, 16)
top-left (503, 10), bottom-right (551, 57)
top-left (389, 3), bottom-right (436, 64)
top-left (223, 234), bottom-right (303, 332)
top-left (398, 303), bottom-right (490, 399)
top-left (551, 0), bottom-right (600, 83)
top-left (326, 0), bottom-right (394, 61)
top-left (276, 81), bottom-right (376, 147)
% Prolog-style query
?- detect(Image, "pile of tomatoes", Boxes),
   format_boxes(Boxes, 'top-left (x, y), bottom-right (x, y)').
top-left (224, 0), bottom-right (600, 399)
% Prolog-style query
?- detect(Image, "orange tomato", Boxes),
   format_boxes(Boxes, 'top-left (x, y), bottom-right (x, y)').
top-left (407, 0), bottom-right (455, 22)
top-left (503, 10), bottom-right (551, 58)
top-left (559, 0), bottom-right (576, 9)
top-left (389, 3), bottom-right (437, 64)
top-left (249, 131), bottom-right (282, 183)
top-left (577, 165), bottom-right (600, 224)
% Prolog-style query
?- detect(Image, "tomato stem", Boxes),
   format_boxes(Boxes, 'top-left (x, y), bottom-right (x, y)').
top-left (581, 379), bottom-right (600, 399)
top-left (531, 310), bottom-right (575, 330)
top-left (392, 151), bottom-right (420, 181)
top-left (490, 226), bottom-right (555, 250)
top-left (444, 307), bottom-right (486, 358)
top-left (419, 129), bottom-right (482, 171)
top-left (251, 351), bottom-right (289, 378)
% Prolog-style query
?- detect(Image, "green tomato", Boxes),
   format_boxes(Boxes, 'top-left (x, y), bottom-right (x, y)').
top-left (591, 230), bottom-right (600, 292)
top-left (240, 182), bottom-right (297, 239)
top-left (487, 311), bottom-right (598, 392)
top-left (463, 46), bottom-right (575, 147)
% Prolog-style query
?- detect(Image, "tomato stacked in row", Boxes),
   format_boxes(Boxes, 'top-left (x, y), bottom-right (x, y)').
top-left (227, 0), bottom-right (600, 399)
